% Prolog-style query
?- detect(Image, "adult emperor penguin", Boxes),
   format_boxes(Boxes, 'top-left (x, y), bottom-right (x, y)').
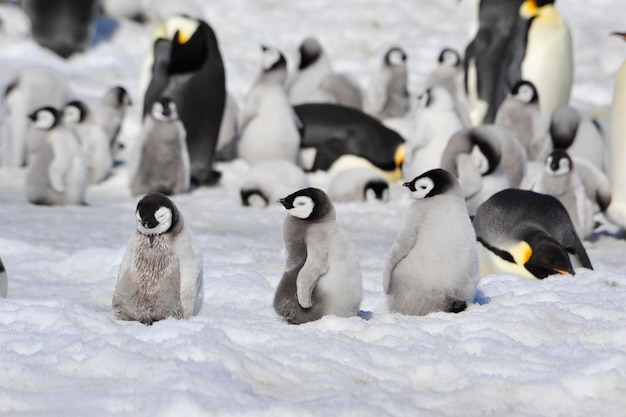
top-left (0, 256), bottom-right (7, 298)
top-left (288, 37), bottom-right (363, 109)
top-left (240, 159), bottom-right (310, 207)
top-left (607, 32), bottom-right (626, 230)
top-left (63, 100), bottom-right (113, 184)
top-left (237, 45), bottom-right (302, 166)
top-left (364, 46), bottom-right (410, 120)
top-left (25, 106), bottom-right (89, 205)
top-left (515, 0), bottom-right (573, 120)
top-left (128, 97), bottom-right (190, 197)
top-left (384, 169), bottom-right (480, 316)
top-left (21, 0), bottom-right (100, 58)
top-left (113, 193), bottom-right (203, 325)
top-left (142, 15), bottom-right (226, 186)
top-left (402, 86), bottom-right (465, 180)
top-left (464, 0), bottom-right (525, 124)
top-left (294, 103), bottom-right (406, 183)
top-left (95, 86), bottom-right (133, 158)
top-left (550, 105), bottom-right (607, 173)
top-left (327, 167), bottom-right (389, 203)
top-left (494, 79), bottom-right (552, 161)
top-left (274, 188), bottom-right (362, 324)
top-left (473, 188), bottom-right (593, 279)
top-left (1, 66), bottom-right (73, 167)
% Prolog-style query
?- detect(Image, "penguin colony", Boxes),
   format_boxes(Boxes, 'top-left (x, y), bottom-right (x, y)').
top-left (5, 0), bottom-right (626, 325)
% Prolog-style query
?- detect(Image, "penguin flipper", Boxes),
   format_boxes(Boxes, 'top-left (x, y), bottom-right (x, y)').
top-left (383, 219), bottom-right (419, 294)
top-left (296, 230), bottom-right (329, 309)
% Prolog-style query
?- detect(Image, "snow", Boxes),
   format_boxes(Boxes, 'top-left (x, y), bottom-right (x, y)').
top-left (1, 0), bottom-right (626, 415)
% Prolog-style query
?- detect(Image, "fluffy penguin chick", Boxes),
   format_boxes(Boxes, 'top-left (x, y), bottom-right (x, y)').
top-left (63, 99), bottom-right (113, 184)
top-left (274, 188), bottom-right (362, 324)
top-left (0, 257), bottom-right (7, 298)
top-left (25, 106), bottom-right (89, 205)
top-left (383, 169), bottom-right (480, 316)
top-left (237, 45), bottom-right (301, 165)
top-left (113, 193), bottom-right (203, 325)
top-left (327, 167), bottom-right (389, 203)
top-left (128, 97), bottom-right (190, 197)
top-left (364, 46), bottom-right (410, 120)
top-left (473, 188), bottom-right (593, 280)
top-left (240, 159), bottom-right (310, 207)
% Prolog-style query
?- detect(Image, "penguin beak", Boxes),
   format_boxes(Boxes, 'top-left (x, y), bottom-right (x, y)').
top-left (261, 44), bottom-right (269, 52)
top-left (278, 198), bottom-right (292, 209)
top-left (611, 32), bottom-right (626, 41)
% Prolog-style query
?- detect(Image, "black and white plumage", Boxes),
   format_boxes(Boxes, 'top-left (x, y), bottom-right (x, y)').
top-left (113, 193), bottom-right (203, 325)
top-left (288, 37), bottom-right (363, 109)
top-left (0, 256), bottom-right (7, 298)
top-left (63, 99), bottom-right (113, 184)
top-left (327, 167), bottom-right (389, 203)
top-left (25, 106), bottom-right (89, 205)
top-left (495, 80), bottom-right (552, 161)
top-left (364, 46), bottom-right (410, 120)
top-left (142, 15), bottom-right (226, 186)
top-left (128, 97), bottom-right (190, 197)
top-left (473, 188), bottom-right (593, 280)
top-left (384, 169), bottom-right (480, 316)
top-left (239, 159), bottom-right (310, 207)
top-left (237, 45), bottom-right (302, 166)
top-left (274, 188), bottom-right (362, 324)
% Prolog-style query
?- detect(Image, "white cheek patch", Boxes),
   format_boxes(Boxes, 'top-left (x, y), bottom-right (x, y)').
top-left (33, 110), bottom-right (55, 130)
top-left (151, 102), bottom-right (168, 121)
top-left (412, 177), bottom-right (434, 199)
top-left (287, 196), bottom-right (314, 219)
top-left (388, 49), bottom-right (405, 67)
top-left (441, 50), bottom-right (458, 67)
top-left (63, 106), bottom-right (81, 124)
top-left (471, 145), bottom-right (490, 175)
top-left (136, 207), bottom-right (173, 235)
top-left (517, 85), bottom-right (535, 103)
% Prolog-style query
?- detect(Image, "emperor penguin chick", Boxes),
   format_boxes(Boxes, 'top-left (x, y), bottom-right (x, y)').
top-left (237, 45), bottom-right (302, 165)
top-left (327, 167), bottom-right (389, 203)
top-left (274, 188), bottom-right (362, 324)
top-left (26, 106), bottom-right (89, 205)
top-left (364, 46), bottom-right (410, 120)
top-left (63, 99), bottom-right (113, 184)
top-left (240, 159), bottom-right (310, 207)
top-left (384, 169), bottom-right (480, 316)
top-left (113, 193), bottom-right (203, 325)
top-left (128, 97), bottom-right (190, 197)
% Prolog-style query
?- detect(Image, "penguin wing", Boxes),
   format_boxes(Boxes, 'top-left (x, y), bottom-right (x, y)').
top-left (174, 228), bottom-right (203, 318)
top-left (383, 214), bottom-right (419, 294)
top-left (48, 130), bottom-right (74, 193)
top-left (238, 91), bottom-right (261, 132)
top-left (296, 228), bottom-right (329, 309)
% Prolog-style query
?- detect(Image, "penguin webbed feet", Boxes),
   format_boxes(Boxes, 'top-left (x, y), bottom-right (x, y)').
top-left (445, 298), bottom-right (467, 314)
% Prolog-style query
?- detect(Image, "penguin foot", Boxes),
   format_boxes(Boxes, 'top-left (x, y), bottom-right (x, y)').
top-left (445, 299), bottom-right (467, 314)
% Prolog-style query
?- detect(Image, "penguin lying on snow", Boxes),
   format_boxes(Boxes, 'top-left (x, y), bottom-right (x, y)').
top-left (26, 106), bottom-right (89, 206)
top-left (113, 193), bottom-right (203, 325)
top-left (274, 188), bottom-right (362, 324)
top-left (473, 188), bottom-right (593, 280)
top-left (294, 103), bottom-right (405, 183)
top-left (384, 169), bottom-right (480, 316)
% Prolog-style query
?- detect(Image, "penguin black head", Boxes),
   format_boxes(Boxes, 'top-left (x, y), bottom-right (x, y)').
top-left (105, 86), bottom-right (132, 108)
top-left (166, 16), bottom-right (209, 75)
top-left (279, 187), bottom-right (332, 221)
top-left (511, 80), bottom-right (539, 104)
top-left (260, 44), bottom-right (287, 72)
top-left (437, 48), bottom-right (461, 68)
top-left (522, 230), bottom-right (574, 278)
top-left (62, 100), bottom-right (89, 125)
top-left (151, 97), bottom-right (179, 121)
top-left (28, 106), bottom-right (62, 130)
top-left (385, 46), bottom-right (407, 67)
top-left (240, 189), bottom-right (269, 207)
top-left (549, 106), bottom-right (580, 149)
top-left (403, 169), bottom-right (459, 199)
top-left (135, 193), bottom-right (180, 237)
top-left (545, 150), bottom-right (572, 176)
top-left (298, 37), bottom-right (322, 70)
top-left (364, 179), bottom-right (389, 202)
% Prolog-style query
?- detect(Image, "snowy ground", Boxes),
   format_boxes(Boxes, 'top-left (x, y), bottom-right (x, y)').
top-left (1, 0), bottom-right (626, 415)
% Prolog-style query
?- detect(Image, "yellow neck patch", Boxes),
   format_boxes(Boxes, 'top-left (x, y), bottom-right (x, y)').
top-left (520, 0), bottom-right (539, 18)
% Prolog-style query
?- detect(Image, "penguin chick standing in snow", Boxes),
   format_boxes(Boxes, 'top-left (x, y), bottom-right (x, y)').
top-left (274, 188), bottom-right (362, 324)
top-left (113, 193), bottom-right (203, 325)
top-left (495, 80), bottom-right (551, 161)
top-left (26, 106), bottom-right (88, 205)
top-left (237, 45), bottom-right (302, 166)
top-left (128, 97), bottom-right (190, 197)
top-left (364, 46), bottom-right (410, 120)
top-left (96, 86), bottom-right (132, 159)
top-left (473, 188), bottom-right (593, 279)
top-left (0, 257), bottom-right (7, 298)
top-left (63, 100), bottom-right (113, 184)
top-left (384, 169), bottom-right (480, 316)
